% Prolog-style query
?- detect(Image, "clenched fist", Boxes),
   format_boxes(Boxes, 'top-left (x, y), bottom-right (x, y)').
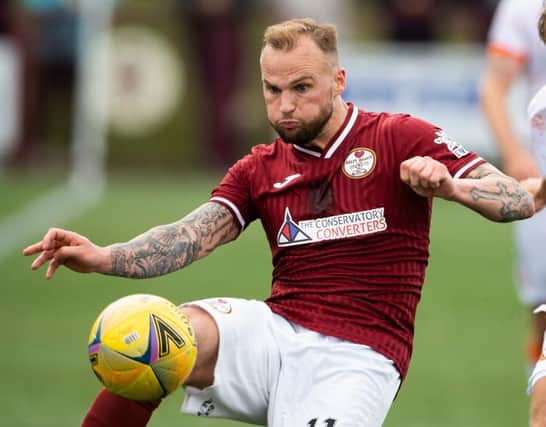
top-left (400, 156), bottom-right (455, 200)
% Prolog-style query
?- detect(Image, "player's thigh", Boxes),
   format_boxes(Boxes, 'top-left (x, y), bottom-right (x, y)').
top-left (268, 323), bottom-right (400, 427)
top-left (181, 298), bottom-right (281, 424)
top-left (287, 368), bottom-right (399, 427)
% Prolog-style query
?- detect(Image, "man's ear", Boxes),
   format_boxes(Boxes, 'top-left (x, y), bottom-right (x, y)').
top-left (334, 67), bottom-right (347, 96)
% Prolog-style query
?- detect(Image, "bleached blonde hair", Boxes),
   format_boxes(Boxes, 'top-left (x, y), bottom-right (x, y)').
top-left (262, 18), bottom-right (339, 65)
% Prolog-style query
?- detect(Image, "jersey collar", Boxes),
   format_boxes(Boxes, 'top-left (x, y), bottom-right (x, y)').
top-left (293, 103), bottom-right (359, 159)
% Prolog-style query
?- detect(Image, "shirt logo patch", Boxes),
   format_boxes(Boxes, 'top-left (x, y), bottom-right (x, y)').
top-left (342, 148), bottom-right (376, 179)
top-left (274, 173), bottom-right (302, 189)
top-left (434, 130), bottom-right (469, 158)
top-left (277, 207), bottom-right (387, 247)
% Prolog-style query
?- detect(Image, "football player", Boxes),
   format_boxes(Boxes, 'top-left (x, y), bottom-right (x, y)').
top-left (25, 18), bottom-right (545, 427)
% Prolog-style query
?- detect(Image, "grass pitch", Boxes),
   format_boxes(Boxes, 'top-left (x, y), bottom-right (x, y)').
top-left (0, 173), bottom-right (528, 427)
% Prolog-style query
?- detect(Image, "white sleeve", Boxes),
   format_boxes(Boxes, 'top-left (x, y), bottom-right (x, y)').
top-left (529, 360), bottom-right (546, 395)
top-left (487, 0), bottom-right (530, 57)
top-left (529, 310), bottom-right (546, 395)
top-left (528, 85), bottom-right (546, 120)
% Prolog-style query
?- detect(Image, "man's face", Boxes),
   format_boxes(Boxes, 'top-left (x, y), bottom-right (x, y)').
top-left (260, 37), bottom-right (345, 146)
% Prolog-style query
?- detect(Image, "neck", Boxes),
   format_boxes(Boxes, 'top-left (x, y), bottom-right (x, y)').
top-left (307, 98), bottom-right (349, 151)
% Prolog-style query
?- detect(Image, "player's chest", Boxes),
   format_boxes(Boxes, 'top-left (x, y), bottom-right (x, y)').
top-left (253, 144), bottom-right (403, 234)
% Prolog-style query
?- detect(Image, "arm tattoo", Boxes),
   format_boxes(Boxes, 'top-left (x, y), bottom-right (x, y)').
top-left (108, 202), bottom-right (240, 278)
top-left (465, 164), bottom-right (534, 222)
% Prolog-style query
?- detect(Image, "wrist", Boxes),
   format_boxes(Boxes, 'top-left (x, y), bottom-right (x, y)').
top-left (97, 245), bottom-right (114, 274)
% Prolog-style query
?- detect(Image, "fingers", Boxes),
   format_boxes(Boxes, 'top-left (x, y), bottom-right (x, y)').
top-left (31, 250), bottom-right (55, 270)
top-left (43, 246), bottom-right (81, 279)
top-left (23, 241), bottom-right (45, 256)
top-left (23, 228), bottom-right (88, 279)
top-left (42, 228), bottom-right (84, 251)
top-left (401, 156), bottom-right (445, 189)
top-left (46, 257), bottom-right (61, 280)
top-left (23, 228), bottom-right (78, 256)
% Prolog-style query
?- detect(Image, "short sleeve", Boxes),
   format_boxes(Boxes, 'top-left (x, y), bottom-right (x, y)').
top-left (210, 153), bottom-right (258, 231)
top-left (487, 0), bottom-right (530, 59)
top-left (393, 115), bottom-right (485, 179)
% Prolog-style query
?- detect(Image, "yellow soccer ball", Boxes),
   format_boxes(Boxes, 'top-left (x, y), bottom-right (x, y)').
top-left (87, 294), bottom-right (197, 401)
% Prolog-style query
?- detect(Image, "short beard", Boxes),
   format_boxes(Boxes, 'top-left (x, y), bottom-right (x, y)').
top-left (272, 103), bottom-right (334, 146)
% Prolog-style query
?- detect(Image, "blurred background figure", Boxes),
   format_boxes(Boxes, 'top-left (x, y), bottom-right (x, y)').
top-left (381, 0), bottom-right (495, 43)
top-left (480, 0), bottom-right (546, 369)
top-left (382, 0), bottom-right (438, 42)
top-left (268, 0), bottom-right (355, 38)
top-left (0, 0), bottom-right (19, 169)
top-left (13, 0), bottom-right (79, 165)
top-left (175, 0), bottom-right (252, 169)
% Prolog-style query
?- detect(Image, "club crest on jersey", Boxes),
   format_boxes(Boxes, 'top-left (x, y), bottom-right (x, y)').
top-left (277, 207), bottom-right (388, 247)
top-left (342, 148), bottom-right (376, 179)
top-left (434, 130), bottom-right (469, 158)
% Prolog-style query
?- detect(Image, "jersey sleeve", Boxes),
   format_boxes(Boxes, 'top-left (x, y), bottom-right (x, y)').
top-left (209, 153), bottom-right (258, 232)
top-left (528, 85), bottom-right (546, 120)
top-left (487, 0), bottom-right (529, 60)
top-left (393, 115), bottom-right (485, 179)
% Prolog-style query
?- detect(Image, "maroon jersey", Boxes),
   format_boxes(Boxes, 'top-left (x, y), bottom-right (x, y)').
top-left (210, 104), bottom-right (484, 378)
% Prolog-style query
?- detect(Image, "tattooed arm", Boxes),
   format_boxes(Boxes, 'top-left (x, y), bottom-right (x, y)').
top-left (108, 202), bottom-right (239, 278)
top-left (458, 163), bottom-right (535, 221)
top-left (22, 202), bottom-right (240, 279)
top-left (401, 156), bottom-right (535, 222)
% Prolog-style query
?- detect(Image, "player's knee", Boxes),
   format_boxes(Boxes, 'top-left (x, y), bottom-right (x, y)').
top-left (180, 305), bottom-right (219, 389)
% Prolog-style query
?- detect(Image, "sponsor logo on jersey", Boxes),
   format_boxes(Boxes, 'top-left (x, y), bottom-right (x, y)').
top-left (277, 207), bottom-right (387, 247)
top-left (434, 130), bottom-right (469, 158)
top-left (342, 148), bottom-right (376, 179)
top-left (274, 173), bottom-right (302, 189)
top-left (277, 208), bottom-right (313, 246)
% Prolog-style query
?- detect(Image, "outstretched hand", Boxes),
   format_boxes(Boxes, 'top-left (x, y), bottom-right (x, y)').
top-left (400, 156), bottom-right (455, 200)
top-left (521, 177), bottom-right (546, 213)
top-left (23, 228), bottom-right (109, 279)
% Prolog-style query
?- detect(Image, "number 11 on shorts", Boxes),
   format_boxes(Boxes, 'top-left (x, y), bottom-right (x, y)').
top-left (307, 418), bottom-right (337, 426)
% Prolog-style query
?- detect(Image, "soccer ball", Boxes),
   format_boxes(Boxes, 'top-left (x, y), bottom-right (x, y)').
top-left (87, 294), bottom-right (197, 401)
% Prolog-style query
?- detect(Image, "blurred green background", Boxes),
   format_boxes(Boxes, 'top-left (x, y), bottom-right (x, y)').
top-left (1, 173), bottom-right (529, 427)
top-left (0, 1), bottom-right (533, 426)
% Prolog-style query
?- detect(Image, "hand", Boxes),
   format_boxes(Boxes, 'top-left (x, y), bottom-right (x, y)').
top-left (400, 156), bottom-right (455, 199)
top-left (521, 177), bottom-right (546, 213)
top-left (22, 228), bottom-right (110, 279)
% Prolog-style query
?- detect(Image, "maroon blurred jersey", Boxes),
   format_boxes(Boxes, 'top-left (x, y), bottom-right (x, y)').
top-left (210, 104), bottom-right (484, 378)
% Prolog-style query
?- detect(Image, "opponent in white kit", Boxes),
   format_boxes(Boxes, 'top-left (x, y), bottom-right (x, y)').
top-left (482, 0), bottom-right (546, 365)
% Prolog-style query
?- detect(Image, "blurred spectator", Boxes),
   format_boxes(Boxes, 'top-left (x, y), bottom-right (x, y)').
top-left (268, 0), bottom-right (355, 38)
top-left (382, 0), bottom-right (438, 42)
top-left (0, 1), bottom-right (13, 35)
top-left (380, 0), bottom-right (496, 43)
top-left (12, 0), bottom-right (78, 164)
top-left (176, 0), bottom-right (253, 169)
top-left (441, 0), bottom-right (497, 43)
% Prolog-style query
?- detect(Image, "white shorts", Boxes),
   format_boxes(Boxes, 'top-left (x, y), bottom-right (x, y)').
top-left (515, 209), bottom-right (546, 305)
top-left (181, 298), bottom-right (401, 427)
